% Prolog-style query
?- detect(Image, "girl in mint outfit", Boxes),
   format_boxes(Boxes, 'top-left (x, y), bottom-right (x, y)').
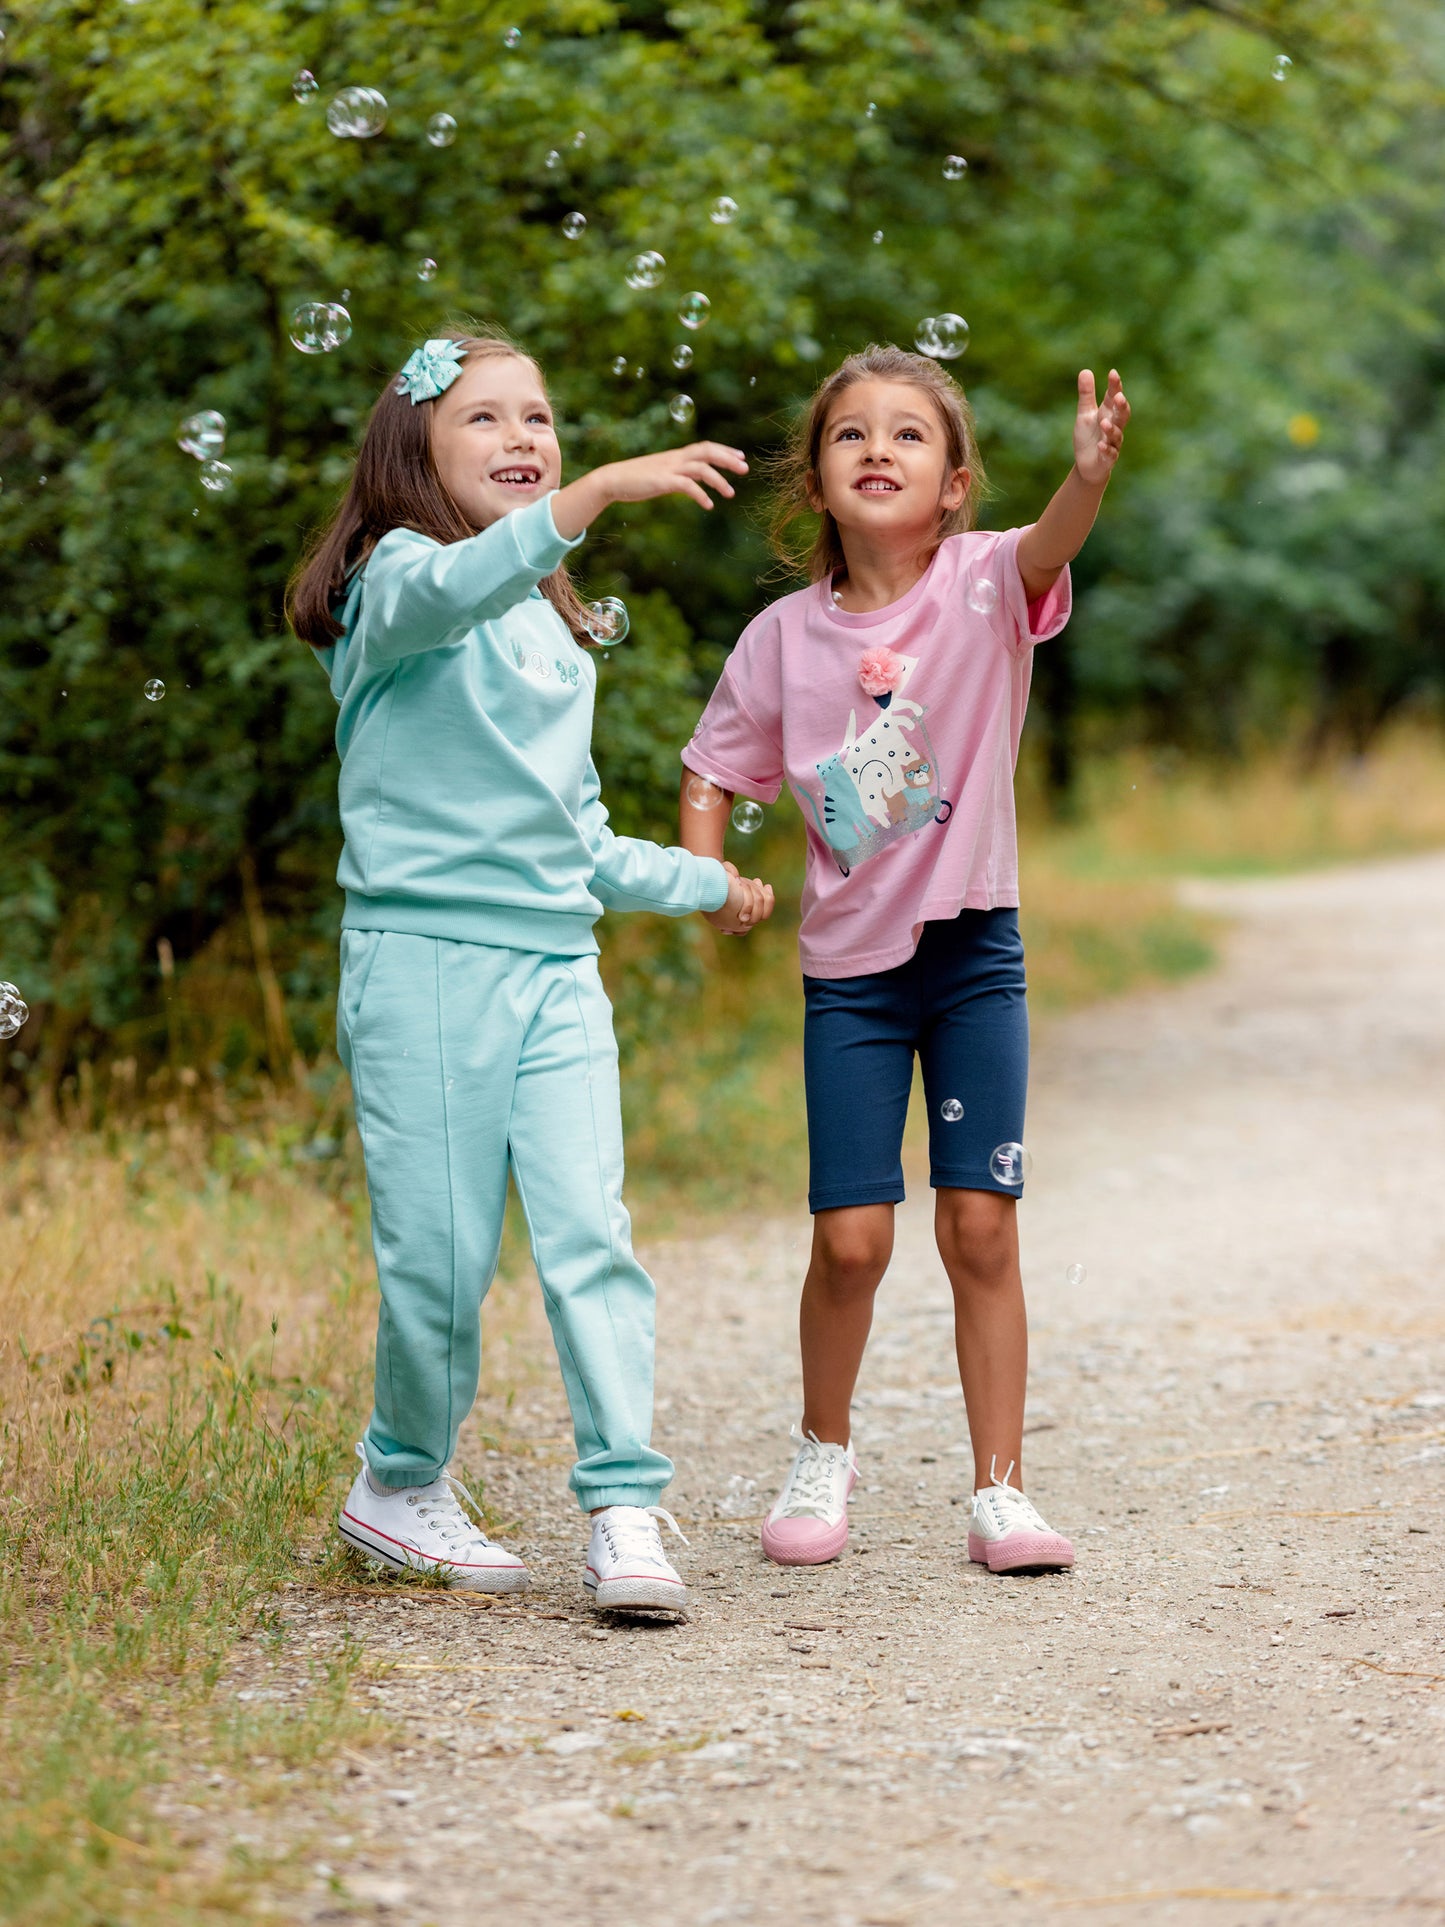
top-left (289, 332), bottom-right (770, 1612)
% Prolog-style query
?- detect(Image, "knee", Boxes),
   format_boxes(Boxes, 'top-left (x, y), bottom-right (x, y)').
top-left (937, 1192), bottom-right (1016, 1284)
top-left (810, 1227), bottom-right (891, 1302)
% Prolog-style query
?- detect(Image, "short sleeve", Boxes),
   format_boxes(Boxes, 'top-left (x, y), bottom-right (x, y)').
top-left (681, 612), bottom-right (787, 804)
top-left (962, 526), bottom-right (1071, 660)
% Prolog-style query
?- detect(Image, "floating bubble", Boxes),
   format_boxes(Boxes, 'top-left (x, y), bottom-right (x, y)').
top-left (292, 69), bottom-right (318, 104)
top-left (417, 257), bottom-right (437, 281)
top-left (731, 799), bottom-right (764, 834)
top-left (0, 984), bottom-right (29, 1041)
top-left (872, 229), bottom-right (884, 244)
top-left (942, 154), bottom-right (968, 180)
top-left (426, 112), bottom-right (457, 147)
top-left (915, 313), bottom-right (969, 360)
top-left (677, 290), bottom-right (710, 330)
top-left (685, 776), bottom-right (725, 811)
top-left (989, 1142), bottom-right (1033, 1187)
top-left (631, 364), bottom-right (646, 381)
top-left (561, 211), bottom-right (587, 240)
top-left (1271, 53), bottom-right (1291, 81)
top-left (967, 577), bottom-right (999, 615)
top-left (865, 101), bottom-right (878, 118)
top-left (199, 460), bottom-right (232, 493)
top-left (611, 355), bottom-right (629, 376)
top-left (177, 409), bottom-right (225, 460)
top-left (584, 596), bottom-right (629, 645)
top-left (326, 86), bottom-right (387, 138)
top-left (289, 300), bottom-right (351, 353)
top-left (626, 250), bottom-right (666, 290)
top-left (502, 25), bottom-right (521, 48)
top-left (670, 343), bottom-right (694, 371)
top-left (144, 678), bottom-right (165, 702)
top-left (710, 195), bottom-right (738, 224)
top-left (571, 129), bottom-right (586, 148)
top-left (939, 1097), bottom-right (964, 1123)
top-left (668, 393), bottom-right (695, 425)
top-left (1065, 1263), bottom-right (1087, 1287)
top-left (544, 147), bottom-right (562, 171)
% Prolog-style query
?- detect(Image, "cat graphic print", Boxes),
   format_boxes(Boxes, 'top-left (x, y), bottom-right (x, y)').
top-left (803, 647), bottom-right (951, 876)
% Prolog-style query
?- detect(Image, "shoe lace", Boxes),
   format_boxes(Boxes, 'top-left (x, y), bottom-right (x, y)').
top-left (598, 1505), bottom-right (690, 1564)
top-left (979, 1455), bottom-right (1046, 1532)
top-left (354, 1443), bottom-right (495, 1549)
top-left (782, 1427), bottom-right (849, 1519)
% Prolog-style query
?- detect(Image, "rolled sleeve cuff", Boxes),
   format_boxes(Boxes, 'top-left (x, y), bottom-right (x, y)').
top-left (681, 744), bottom-right (786, 807)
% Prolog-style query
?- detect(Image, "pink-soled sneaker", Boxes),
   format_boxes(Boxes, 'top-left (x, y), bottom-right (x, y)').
top-left (967, 1458), bottom-right (1074, 1574)
top-left (760, 1428), bottom-right (857, 1567)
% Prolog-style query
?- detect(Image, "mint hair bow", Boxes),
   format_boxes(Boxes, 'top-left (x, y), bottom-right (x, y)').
top-left (395, 337), bottom-right (467, 405)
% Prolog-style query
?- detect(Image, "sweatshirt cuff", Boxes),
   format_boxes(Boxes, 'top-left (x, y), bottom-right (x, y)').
top-left (697, 855), bottom-right (730, 914)
top-left (513, 492), bottom-right (586, 577)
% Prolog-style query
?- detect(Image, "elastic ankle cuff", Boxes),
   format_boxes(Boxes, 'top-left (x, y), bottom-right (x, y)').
top-left (580, 1485), bottom-right (667, 1513)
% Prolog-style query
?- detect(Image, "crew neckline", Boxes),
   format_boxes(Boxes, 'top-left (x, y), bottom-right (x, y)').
top-left (816, 541), bottom-right (945, 629)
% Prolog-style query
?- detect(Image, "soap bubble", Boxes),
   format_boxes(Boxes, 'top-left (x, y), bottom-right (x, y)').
top-left (710, 195), bottom-right (738, 224)
top-left (1065, 1263), bottom-right (1087, 1287)
top-left (502, 25), bottom-right (521, 48)
top-left (915, 313), bottom-right (969, 360)
top-left (571, 129), bottom-right (586, 148)
top-left (872, 229), bottom-right (884, 244)
top-left (561, 211), bottom-right (587, 240)
top-left (292, 69), bottom-right (318, 104)
top-left (177, 409), bottom-right (225, 460)
top-left (668, 393), bottom-right (695, 425)
top-left (417, 257), bottom-right (437, 281)
top-left (865, 101), bottom-right (878, 118)
top-left (731, 799), bottom-right (764, 834)
top-left (144, 678), bottom-right (165, 702)
top-left (685, 776), bottom-right (725, 811)
top-left (626, 250), bottom-right (666, 290)
top-left (584, 596), bottom-right (629, 645)
top-left (0, 984), bottom-right (29, 1041)
top-left (670, 343), bottom-right (694, 371)
top-left (939, 1097), bottom-right (964, 1123)
top-left (677, 290), bottom-right (710, 330)
top-left (942, 154), bottom-right (968, 180)
top-left (426, 112), bottom-right (457, 147)
top-left (326, 86), bottom-right (387, 138)
top-left (289, 301), bottom-right (351, 353)
top-left (199, 460), bottom-right (232, 492)
top-left (544, 147), bottom-right (562, 171)
top-left (989, 1142), bottom-right (1033, 1187)
top-left (631, 364), bottom-right (646, 381)
top-left (611, 355), bottom-right (629, 376)
top-left (967, 577), bottom-right (998, 615)
top-left (1271, 53), bottom-right (1291, 80)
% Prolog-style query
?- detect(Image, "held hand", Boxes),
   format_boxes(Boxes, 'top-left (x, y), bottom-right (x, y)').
top-left (600, 442), bottom-right (749, 512)
top-left (705, 859), bottom-right (775, 937)
top-left (1073, 368), bottom-right (1130, 486)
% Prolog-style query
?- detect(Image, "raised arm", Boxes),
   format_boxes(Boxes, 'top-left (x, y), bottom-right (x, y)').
top-left (1016, 369), bottom-right (1131, 602)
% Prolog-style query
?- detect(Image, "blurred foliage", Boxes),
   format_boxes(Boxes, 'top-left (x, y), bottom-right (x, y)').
top-left (2, 0), bottom-right (1443, 1092)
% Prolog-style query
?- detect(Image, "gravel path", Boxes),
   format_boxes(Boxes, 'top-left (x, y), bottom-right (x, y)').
top-left (220, 853), bottom-right (1445, 1924)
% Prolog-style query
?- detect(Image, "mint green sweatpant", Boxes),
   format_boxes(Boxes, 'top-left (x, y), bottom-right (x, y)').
top-left (337, 931), bottom-right (672, 1510)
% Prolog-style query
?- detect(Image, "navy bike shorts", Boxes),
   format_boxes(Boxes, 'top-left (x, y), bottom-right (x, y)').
top-left (802, 908), bottom-right (1029, 1214)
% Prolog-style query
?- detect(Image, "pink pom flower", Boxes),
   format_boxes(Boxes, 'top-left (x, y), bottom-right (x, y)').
top-left (857, 647), bottom-right (905, 697)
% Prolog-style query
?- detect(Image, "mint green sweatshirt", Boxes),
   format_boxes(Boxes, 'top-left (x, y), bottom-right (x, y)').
top-left (313, 494), bottom-right (729, 951)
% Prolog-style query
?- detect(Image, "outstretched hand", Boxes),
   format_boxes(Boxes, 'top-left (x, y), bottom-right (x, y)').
top-left (1073, 369), bottom-right (1130, 486)
top-left (603, 442), bottom-right (749, 512)
top-left (707, 859), bottom-right (774, 937)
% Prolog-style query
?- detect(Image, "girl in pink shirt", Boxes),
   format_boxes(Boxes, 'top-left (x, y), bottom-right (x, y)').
top-left (680, 343), bottom-right (1129, 1575)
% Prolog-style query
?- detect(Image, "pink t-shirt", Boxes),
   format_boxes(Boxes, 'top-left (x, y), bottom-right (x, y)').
top-left (682, 527), bottom-right (1070, 979)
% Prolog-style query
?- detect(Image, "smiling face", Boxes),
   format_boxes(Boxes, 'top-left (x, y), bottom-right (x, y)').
top-left (429, 350), bottom-right (562, 529)
top-left (810, 377), bottom-right (969, 560)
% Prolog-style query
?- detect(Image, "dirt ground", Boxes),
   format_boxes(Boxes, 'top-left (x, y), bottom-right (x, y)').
top-left (200, 852), bottom-right (1445, 1924)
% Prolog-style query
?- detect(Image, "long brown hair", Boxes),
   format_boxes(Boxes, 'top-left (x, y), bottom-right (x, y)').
top-left (767, 343), bottom-right (988, 583)
top-left (287, 329), bottom-right (591, 646)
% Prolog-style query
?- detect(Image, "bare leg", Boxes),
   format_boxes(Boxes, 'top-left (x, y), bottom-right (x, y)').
top-left (798, 1204), bottom-right (895, 1445)
top-left (935, 1188), bottom-right (1028, 1493)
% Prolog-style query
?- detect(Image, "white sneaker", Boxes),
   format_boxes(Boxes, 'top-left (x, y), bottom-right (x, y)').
top-left (760, 1426), bottom-right (857, 1566)
top-left (584, 1505), bottom-right (689, 1614)
top-left (967, 1457), bottom-right (1074, 1574)
top-left (338, 1443), bottom-right (530, 1592)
